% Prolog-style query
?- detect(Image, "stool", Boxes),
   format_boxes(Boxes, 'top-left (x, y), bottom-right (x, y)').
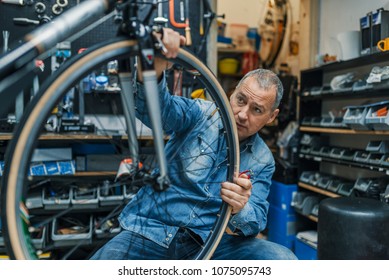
top-left (318, 197), bottom-right (389, 259)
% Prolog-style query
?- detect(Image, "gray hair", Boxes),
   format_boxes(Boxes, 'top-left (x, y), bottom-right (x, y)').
top-left (236, 69), bottom-right (283, 111)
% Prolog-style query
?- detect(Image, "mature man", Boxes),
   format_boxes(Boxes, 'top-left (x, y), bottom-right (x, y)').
top-left (91, 28), bottom-right (297, 260)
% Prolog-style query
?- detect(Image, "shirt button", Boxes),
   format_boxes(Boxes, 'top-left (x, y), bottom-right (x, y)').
top-left (232, 221), bottom-right (236, 224)
top-left (168, 233), bottom-right (172, 237)
top-left (165, 237), bottom-right (169, 241)
top-left (192, 214), bottom-right (196, 218)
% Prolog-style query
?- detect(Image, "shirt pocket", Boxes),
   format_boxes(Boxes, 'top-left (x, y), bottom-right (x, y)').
top-left (180, 134), bottom-right (217, 182)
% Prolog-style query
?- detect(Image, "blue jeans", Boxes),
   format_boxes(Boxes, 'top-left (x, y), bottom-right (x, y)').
top-left (90, 229), bottom-right (297, 260)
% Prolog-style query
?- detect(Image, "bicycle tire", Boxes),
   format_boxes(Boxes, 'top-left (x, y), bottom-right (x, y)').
top-left (0, 37), bottom-right (239, 260)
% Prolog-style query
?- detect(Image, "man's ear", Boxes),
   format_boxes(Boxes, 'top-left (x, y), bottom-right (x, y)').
top-left (267, 109), bottom-right (279, 124)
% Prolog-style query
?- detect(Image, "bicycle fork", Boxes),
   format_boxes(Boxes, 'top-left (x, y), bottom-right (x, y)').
top-left (118, 58), bottom-right (170, 192)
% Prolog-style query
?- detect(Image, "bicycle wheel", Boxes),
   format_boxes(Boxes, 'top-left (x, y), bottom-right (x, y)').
top-left (0, 37), bottom-right (239, 260)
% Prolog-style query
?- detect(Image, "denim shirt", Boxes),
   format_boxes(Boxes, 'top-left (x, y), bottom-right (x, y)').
top-left (119, 76), bottom-right (274, 248)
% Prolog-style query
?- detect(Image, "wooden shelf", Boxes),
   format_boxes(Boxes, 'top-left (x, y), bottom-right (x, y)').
top-left (300, 126), bottom-right (389, 135)
top-left (217, 47), bottom-right (250, 53)
top-left (299, 152), bottom-right (389, 175)
top-left (307, 215), bottom-right (319, 223)
top-left (74, 171), bottom-right (116, 176)
top-left (298, 182), bottom-right (340, 198)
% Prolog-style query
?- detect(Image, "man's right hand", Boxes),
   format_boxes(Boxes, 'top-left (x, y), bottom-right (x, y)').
top-left (153, 28), bottom-right (186, 78)
top-left (157, 28), bottom-right (186, 59)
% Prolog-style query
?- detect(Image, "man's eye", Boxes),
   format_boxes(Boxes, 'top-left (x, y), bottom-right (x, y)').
top-left (254, 107), bottom-right (262, 114)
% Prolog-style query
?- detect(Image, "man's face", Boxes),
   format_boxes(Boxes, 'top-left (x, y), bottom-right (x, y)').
top-left (230, 76), bottom-right (279, 141)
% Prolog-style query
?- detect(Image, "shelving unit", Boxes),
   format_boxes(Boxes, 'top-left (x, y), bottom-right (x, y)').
top-left (217, 47), bottom-right (246, 95)
top-left (217, 47), bottom-right (260, 96)
top-left (295, 51), bottom-right (389, 237)
top-left (0, 129), bottom-right (157, 259)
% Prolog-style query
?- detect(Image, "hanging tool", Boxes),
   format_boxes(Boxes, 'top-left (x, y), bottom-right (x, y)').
top-left (168, 0), bottom-right (191, 46)
top-left (13, 17), bottom-right (40, 25)
top-left (1, 0), bottom-right (25, 5)
top-left (179, 0), bottom-right (184, 21)
top-left (2, 30), bottom-right (9, 53)
top-left (154, 0), bottom-right (168, 27)
top-left (168, 0), bottom-right (186, 28)
top-left (199, 0), bottom-right (204, 35)
top-left (184, 0), bottom-right (191, 46)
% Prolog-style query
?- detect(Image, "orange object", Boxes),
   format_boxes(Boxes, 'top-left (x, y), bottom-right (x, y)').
top-left (376, 106), bottom-right (388, 117)
top-left (169, 0), bottom-right (187, 28)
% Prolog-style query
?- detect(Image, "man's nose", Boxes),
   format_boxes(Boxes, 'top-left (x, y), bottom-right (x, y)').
top-left (238, 106), bottom-right (249, 120)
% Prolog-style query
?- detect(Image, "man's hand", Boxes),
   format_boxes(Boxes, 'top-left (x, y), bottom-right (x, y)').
top-left (156, 28), bottom-right (186, 59)
top-left (138, 28), bottom-right (185, 82)
top-left (220, 173), bottom-right (252, 214)
top-left (153, 28), bottom-right (186, 77)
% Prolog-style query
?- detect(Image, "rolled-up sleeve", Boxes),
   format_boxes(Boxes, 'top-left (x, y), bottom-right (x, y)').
top-left (228, 159), bottom-right (274, 236)
top-left (135, 73), bottom-right (201, 134)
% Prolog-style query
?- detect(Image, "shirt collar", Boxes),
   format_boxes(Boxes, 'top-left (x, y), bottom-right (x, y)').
top-left (240, 134), bottom-right (256, 153)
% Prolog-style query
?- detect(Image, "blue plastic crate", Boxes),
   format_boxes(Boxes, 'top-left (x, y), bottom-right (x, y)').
top-left (267, 205), bottom-right (297, 250)
top-left (268, 180), bottom-right (297, 213)
top-left (295, 237), bottom-right (317, 260)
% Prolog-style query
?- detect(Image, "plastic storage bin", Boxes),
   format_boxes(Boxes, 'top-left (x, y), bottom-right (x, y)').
top-left (353, 151), bottom-right (370, 163)
top-left (292, 193), bottom-right (320, 216)
top-left (308, 172), bottom-right (321, 186)
top-left (343, 105), bottom-right (371, 130)
top-left (365, 101), bottom-right (389, 130)
top-left (319, 146), bottom-right (332, 157)
top-left (98, 180), bottom-right (124, 206)
top-left (310, 117), bottom-right (322, 126)
top-left (310, 204), bottom-right (319, 217)
top-left (300, 145), bottom-right (311, 154)
top-left (366, 140), bottom-right (389, 154)
top-left (320, 116), bottom-right (334, 127)
top-left (31, 226), bottom-right (47, 250)
top-left (327, 178), bottom-right (343, 193)
top-left (341, 149), bottom-right (357, 161)
top-left (317, 174), bottom-right (333, 189)
top-left (299, 171), bottom-right (315, 184)
top-left (353, 178), bottom-right (374, 193)
top-left (337, 182), bottom-right (355, 196)
top-left (51, 215), bottom-right (93, 247)
top-left (94, 216), bottom-right (121, 239)
top-left (368, 153), bottom-right (384, 165)
top-left (329, 147), bottom-right (345, 158)
top-left (42, 187), bottom-right (72, 210)
top-left (310, 146), bottom-right (322, 156)
top-left (381, 154), bottom-right (389, 167)
top-left (71, 186), bottom-right (99, 209)
top-left (301, 117), bottom-right (313, 126)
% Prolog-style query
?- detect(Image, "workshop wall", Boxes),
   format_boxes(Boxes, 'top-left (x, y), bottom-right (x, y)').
top-left (0, 0), bottom-right (212, 117)
top-left (0, 0), bottom-right (210, 62)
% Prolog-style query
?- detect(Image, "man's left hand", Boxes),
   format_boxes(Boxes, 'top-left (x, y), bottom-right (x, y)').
top-left (220, 173), bottom-right (252, 214)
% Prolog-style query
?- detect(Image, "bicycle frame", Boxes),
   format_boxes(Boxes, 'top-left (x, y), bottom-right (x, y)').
top-left (0, 0), bottom-right (170, 191)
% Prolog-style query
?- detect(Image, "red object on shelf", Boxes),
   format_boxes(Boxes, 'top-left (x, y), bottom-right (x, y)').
top-left (241, 51), bottom-right (259, 75)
